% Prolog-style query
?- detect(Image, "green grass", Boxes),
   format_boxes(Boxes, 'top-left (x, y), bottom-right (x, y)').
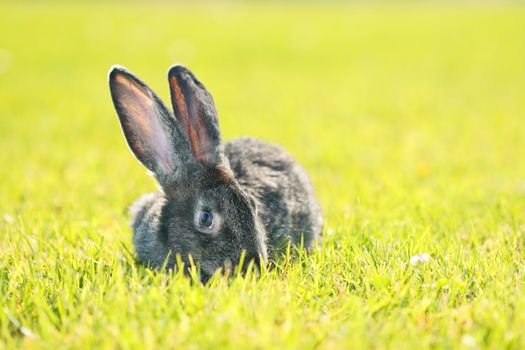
top-left (1, 2), bottom-right (525, 349)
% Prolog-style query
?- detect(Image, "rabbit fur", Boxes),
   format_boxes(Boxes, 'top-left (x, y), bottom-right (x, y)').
top-left (109, 64), bottom-right (323, 282)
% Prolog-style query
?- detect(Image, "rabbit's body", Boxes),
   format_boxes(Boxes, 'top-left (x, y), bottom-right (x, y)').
top-left (131, 137), bottom-right (322, 267)
top-left (225, 137), bottom-right (323, 253)
top-left (109, 64), bottom-right (323, 282)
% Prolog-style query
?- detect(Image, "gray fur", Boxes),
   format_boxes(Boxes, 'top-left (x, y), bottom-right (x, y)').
top-left (225, 138), bottom-right (323, 255)
top-left (109, 64), bottom-right (323, 282)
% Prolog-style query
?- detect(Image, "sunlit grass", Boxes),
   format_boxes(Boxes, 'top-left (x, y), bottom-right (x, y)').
top-left (1, 2), bottom-right (525, 349)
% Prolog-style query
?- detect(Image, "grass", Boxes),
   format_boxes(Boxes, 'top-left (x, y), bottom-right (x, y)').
top-left (1, 2), bottom-right (525, 349)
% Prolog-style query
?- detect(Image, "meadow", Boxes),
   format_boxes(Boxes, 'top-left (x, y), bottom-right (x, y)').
top-left (1, 2), bottom-right (525, 349)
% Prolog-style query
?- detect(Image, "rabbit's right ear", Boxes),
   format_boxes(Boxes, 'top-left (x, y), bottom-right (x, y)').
top-left (168, 65), bottom-right (224, 168)
top-left (109, 66), bottom-right (190, 177)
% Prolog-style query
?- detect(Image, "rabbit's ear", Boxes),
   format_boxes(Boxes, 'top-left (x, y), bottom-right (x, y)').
top-left (168, 65), bottom-right (223, 168)
top-left (109, 66), bottom-right (189, 176)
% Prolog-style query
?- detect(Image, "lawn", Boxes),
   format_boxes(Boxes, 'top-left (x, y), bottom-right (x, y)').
top-left (1, 2), bottom-right (525, 349)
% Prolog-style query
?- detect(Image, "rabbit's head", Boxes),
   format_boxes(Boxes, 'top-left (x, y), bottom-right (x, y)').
top-left (109, 65), bottom-right (267, 281)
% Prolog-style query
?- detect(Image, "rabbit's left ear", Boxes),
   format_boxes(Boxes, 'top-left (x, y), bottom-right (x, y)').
top-left (109, 65), bottom-right (193, 178)
top-left (168, 65), bottom-right (223, 168)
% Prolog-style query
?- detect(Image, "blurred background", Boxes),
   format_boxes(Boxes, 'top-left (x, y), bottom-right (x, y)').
top-left (1, 1), bottom-right (524, 236)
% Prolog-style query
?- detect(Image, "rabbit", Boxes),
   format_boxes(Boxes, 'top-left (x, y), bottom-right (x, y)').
top-left (109, 64), bottom-right (323, 282)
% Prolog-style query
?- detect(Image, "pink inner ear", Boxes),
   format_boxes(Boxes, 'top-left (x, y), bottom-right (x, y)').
top-left (115, 74), bottom-right (173, 173)
top-left (169, 75), bottom-right (211, 165)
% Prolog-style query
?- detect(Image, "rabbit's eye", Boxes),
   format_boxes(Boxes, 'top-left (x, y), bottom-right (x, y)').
top-left (194, 206), bottom-right (220, 235)
top-left (198, 211), bottom-right (214, 228)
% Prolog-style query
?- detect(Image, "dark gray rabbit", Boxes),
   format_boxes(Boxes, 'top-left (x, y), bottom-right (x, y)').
top-left (109, 64), bottom-right (323, 282)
